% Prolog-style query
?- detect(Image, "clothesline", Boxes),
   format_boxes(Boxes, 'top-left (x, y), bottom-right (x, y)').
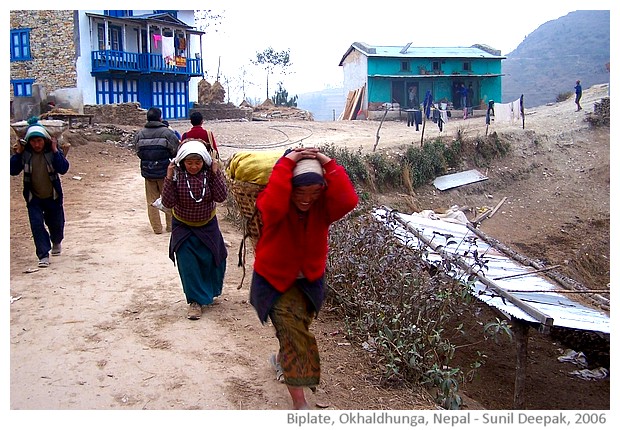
top-left (485, 95), bottom-right (525, 133)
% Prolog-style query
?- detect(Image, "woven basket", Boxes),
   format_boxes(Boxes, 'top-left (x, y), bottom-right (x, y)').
top-left (229, 179), bottom-right (265, 249)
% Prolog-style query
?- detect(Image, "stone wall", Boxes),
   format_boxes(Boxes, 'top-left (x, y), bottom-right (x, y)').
top-left (84, 103), bottom-right (148, 126)
top-left (190, 103), bottom-right (253, 121)
top-left (10, 10), bottom-right (77, 99)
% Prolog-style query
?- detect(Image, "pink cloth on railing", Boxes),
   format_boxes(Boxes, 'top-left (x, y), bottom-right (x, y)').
top-left (152, 34), bottom-right (161, 49)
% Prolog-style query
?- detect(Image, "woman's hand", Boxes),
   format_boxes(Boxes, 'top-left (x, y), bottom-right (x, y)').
top-left (315, 152), bottom-right (331, 166)
top-left (286, 147), bottom-right (332, 166)
top-left (285, 147), bottom-right (320, 162)
top-left (166, 161), bottom-right (176, 180)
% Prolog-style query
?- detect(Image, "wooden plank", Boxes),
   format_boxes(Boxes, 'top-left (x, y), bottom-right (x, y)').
top-left (341, 90), bottom-right (356, 120)
top-left (348, 88), bottom-right (361, 120)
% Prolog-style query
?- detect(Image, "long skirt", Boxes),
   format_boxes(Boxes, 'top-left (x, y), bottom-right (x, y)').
top-left (269, 285), bottom-right (320, 387)
top-left (176, 235), bottom-right (225, 305)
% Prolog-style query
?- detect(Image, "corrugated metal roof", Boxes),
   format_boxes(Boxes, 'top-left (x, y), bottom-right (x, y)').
top-left (369, 46), bottom-right (502, 59)
top-left (373, 208), bottom-right (610, 334)
top-left (339, 42), bottom-right (505, 66)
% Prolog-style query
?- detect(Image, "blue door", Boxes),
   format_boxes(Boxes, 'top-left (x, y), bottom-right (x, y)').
top-left (154, 80), bottom-right (188, 120)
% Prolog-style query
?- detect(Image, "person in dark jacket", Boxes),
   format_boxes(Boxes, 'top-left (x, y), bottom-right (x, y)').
top-left (133, 107), bottom-right (180, 234)
top-left (574, 80), bottom-right (583, 111)
top-left (10, 119), bottom-right (70, 268)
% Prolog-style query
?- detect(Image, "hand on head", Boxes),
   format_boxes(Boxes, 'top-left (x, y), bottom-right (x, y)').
top-left (285, 147), bottom-right (319, 162)
top-left (286, 147), bottom-right (331, 165)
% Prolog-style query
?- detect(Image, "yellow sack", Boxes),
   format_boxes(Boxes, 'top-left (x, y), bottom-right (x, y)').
top-left (226, 150), bottom-right (282, 185)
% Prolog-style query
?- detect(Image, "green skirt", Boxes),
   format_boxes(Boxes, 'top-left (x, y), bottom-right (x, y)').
top-left (176, 235), bottom-right (225, 305)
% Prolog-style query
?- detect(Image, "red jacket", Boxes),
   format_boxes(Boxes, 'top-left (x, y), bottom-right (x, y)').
top-left (182, 126), bottom-right (218, 151)
top-left (253, 157), bottom-right (358, 292)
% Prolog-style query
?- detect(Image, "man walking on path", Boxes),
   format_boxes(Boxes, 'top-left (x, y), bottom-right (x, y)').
top-left (133, 107), bottom-right (180, 234)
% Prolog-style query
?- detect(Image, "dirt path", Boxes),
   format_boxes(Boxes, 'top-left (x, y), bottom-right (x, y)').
top-left (8, 140), bottom-right (437, 412)
top-left (9, 154), bottom-right (289, 409)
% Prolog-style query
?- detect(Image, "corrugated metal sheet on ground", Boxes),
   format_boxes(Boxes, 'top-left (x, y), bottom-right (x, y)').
top-left (433, 169), bottom-right (488, 191)
top-left (372, 208), bottom-right (610, 334)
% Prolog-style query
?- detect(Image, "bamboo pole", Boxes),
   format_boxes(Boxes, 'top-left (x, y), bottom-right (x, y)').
top-left (493, 264), bottom-right (561, 280)
top-left (466, 223), bottom-right (610, 310)
top-left (512, 319), bottom-right (529, 409)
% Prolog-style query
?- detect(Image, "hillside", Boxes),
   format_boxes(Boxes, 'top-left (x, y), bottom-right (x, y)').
top-left (502, 10), bottom-right (610, 107)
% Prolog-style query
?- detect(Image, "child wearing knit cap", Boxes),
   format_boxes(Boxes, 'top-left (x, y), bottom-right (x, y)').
top-left (249, 147), bottom-right (358, 409)
top-left (10, 118), bottom-right (70, 268)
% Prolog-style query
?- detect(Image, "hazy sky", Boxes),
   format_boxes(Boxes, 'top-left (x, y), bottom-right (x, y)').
top-left (198, 0), bottom-right (614, 103)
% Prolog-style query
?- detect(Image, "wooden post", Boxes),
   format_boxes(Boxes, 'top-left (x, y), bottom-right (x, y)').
top-left (520, 94), bottom-right (525, 129)
top-left (519, 94), bottom-right (525, 130)
top-left (373, 108), bottom-right (388, 152)
top-left (512, 319), bottom-right (529, 409)
top-left (420, 112), bottom-right (426, 147)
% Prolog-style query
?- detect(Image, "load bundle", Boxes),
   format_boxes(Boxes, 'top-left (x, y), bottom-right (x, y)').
top-left (10, 117), bottom-right (70, 154)
top-left (225, 150), bottom-right (282, 248)
top-left (225, 150), bottom-right (282, 287)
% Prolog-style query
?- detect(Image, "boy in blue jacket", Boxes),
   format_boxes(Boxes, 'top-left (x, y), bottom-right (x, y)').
top-left (10, 119), bottom-right (70, 267)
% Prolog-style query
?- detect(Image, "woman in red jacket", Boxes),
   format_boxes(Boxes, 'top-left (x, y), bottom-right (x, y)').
top-left (250, 147), bottom-right (358, 409)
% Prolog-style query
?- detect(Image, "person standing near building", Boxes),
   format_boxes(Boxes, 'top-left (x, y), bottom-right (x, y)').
top-left (162, 120), bottom-right (181, 140)
top-left (408, 85), bottom-right (419, 109)
top-left (10, 119), bottom-right (70, 268)
top-left (459, 83), bottom-right (468, 109)
top-left (249, 147), bottom-right (358, 409)
top-left (133, 107), bottom-right (180, 234)
top-left (574, 80), bottom-right (583, 111)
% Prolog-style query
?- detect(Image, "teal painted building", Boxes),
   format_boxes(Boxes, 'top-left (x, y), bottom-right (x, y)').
top-left (339, 42), bottom-right (505, 117)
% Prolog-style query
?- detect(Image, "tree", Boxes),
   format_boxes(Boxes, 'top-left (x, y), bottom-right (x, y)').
top-left (252, 47), bottom-right (292, 100)
top-left (272, 82), bottom-right (298, 107)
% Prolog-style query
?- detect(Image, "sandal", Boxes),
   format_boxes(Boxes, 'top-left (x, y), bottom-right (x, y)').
top-left (269, 353), bottom-right (285, 383)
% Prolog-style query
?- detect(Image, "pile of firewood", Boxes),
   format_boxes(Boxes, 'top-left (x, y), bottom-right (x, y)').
top-left (586, 97), bottom-right (610, 126)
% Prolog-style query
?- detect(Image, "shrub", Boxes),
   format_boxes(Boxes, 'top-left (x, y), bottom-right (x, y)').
top-left (326, 207), bottom-right (478, 408)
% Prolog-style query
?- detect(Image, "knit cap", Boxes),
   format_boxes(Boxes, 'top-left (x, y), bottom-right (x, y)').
top-left (292, 158), bottom-right (324, 187)
top-left (25, 122), bottom-right (52, 143)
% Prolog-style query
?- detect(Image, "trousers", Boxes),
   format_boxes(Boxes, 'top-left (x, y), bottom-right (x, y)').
top-left (145, 178), bottom-right (171, 233)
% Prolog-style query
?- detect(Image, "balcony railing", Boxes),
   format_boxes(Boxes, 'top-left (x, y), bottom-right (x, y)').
top-left (91, 50), bottom-right (202, 76)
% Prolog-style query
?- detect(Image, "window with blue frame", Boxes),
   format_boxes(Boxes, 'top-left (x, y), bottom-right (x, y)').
top-left (10, 29), bottom-right (31, 61)
top-left (97, 24), bottom-right (123, 51)
top-left (95, 77), bottom-right (139, 104)
top-left (12, 79), bottom-right (35, 97)
top-left (104, 11), bottom-right (133, 17)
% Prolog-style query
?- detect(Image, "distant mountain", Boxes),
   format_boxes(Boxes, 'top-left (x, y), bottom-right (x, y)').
top-left (502, 10), bottom-right (610, 108)
top-left (296, 87), bottom-right (347, 121)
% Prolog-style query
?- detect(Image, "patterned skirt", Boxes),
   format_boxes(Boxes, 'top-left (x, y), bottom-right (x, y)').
top-left (269, 285), bottom-right (320, 387)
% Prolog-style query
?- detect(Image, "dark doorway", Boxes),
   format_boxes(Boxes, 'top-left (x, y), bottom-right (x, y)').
top-left (407, 82), bottom-right (419, 108)
top-left (392, 81), bottom-right (405, 106)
